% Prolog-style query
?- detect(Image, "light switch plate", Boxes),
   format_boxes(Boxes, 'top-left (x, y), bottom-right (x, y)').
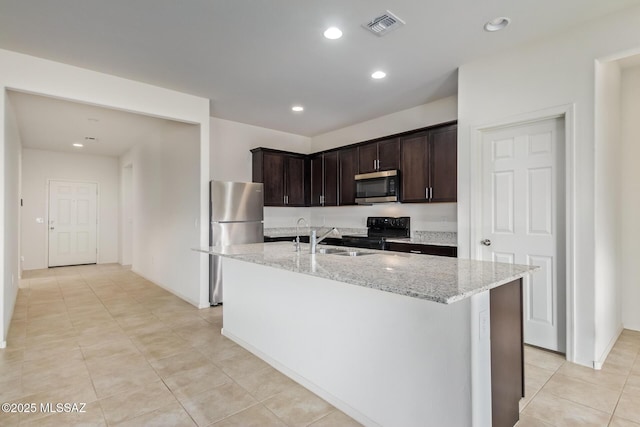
top-left (36, 217), bottom-right (44, 223)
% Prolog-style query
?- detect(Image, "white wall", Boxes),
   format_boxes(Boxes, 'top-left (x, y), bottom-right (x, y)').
top-left (594, 60), bottom-right (623, 364)
top-left (620, 64), bottom-right (640, 331)
top-left (309, 204), bottom-right (457, 233)
top-left (457, 5), bottom-right (640, 366)
top-left (122, 122), bottom-right (202, 306)
top-left (311, 96), bottom-right (458, 152)
top-left (0, 49), bottom-right (210, 334)
top-left (20, 149), bottom-right (119, 270)
top-left (1, 92), bottom-right (22, 348)
top-left (120, 165), bottom-right (133, 266)
top-left (210, 117), bottom-right (311, 182)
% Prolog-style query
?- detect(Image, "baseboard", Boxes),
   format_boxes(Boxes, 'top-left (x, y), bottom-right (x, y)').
top-left (130, 268), bottom-right (201, 308)
top-left (593, 325), bottom-right (624, 370)
top-left (221, 328), bottom-right (381, 427)
top-left (622, 323), bottom-right (640, 332)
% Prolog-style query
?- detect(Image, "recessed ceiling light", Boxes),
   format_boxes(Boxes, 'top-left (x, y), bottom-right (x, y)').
top-left (73, 143), bottom-right (84, 148)
top-left (292, 105), bottom-right (304, 112)
top-left (323, 27), bottom-right (343, 40)
top-left (484, 17), bottom-right (511, 32)
top-left (371, 71), bottom-right (387, 79)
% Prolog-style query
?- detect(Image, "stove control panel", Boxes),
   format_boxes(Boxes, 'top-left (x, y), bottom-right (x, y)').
top-left (366, 216), bottom-right (410, 238)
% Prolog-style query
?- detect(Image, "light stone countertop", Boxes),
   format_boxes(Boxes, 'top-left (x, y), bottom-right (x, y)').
top-left (194, 242), bottom-right (536, 304)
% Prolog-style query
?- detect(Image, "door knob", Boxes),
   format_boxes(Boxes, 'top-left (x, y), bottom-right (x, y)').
top-left (481, 239), bottom-right (491, 246)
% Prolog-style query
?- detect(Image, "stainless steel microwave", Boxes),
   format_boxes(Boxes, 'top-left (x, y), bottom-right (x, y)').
top-left (355, 170), bottom-right (399, 204)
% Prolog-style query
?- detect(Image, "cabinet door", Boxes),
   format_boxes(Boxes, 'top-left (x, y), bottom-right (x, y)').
top-left (429, 125), bottom-right (457, 203)
top-left (286, 156), bottom-right (306, 206)
top-left (490, 279), bottom-right (524, 427)
top-left (323, 151), bottom-right (338, 206)
top-left (377, 138), bottom-right (399, 171)
top-left (339, 147), bottom-right (358, 205)
top-left (358, 143), bottom-right (378, 174)
top-left (387, 242), bottom-right (457, 257)
top-left (262, 152), bottom-right (286, 206)
top-left (400, 133), bottom-right (429, 202)
top-left (310, 155), bottom-right (323, 206)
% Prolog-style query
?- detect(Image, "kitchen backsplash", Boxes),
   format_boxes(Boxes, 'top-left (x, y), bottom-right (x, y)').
top-left (413, 231), bottom-right (457, 245)
top-left (264, 203), bottom-right (457, 233)
top-left (264, 227), bottom-right (367, 238)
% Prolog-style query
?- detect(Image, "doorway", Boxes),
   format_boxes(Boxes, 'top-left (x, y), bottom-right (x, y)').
top-left (480, 117), bottom-right (566, 353)
top-left (48, 180), bottom-right (98, 267)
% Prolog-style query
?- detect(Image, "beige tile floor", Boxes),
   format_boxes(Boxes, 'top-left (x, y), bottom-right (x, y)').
top-left (517, 331), bottom-right (640, 427)
top-left (1, 264), bottom-right (638, 426)
top-left (0, 264), bottom-right (361, 427)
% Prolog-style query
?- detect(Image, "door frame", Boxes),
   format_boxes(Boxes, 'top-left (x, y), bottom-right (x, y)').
top-left (46, 179), bottom-right (100, 267)
top-left (469, 104), bottom-right (576, 363)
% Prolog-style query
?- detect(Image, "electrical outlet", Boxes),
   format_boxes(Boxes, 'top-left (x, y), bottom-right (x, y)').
top-left (479, 309), bottom-right (489, 340)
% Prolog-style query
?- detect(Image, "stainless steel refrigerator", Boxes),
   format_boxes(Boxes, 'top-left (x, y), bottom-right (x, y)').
top-left (209, 181), bottom-right (264, 305)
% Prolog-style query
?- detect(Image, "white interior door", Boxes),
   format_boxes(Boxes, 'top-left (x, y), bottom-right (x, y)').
top-left (481, 118), bottom-right (566, 352)
top-left (48, 180), bottom-right (98, 267)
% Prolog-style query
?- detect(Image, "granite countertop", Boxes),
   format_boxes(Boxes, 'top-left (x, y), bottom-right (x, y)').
top-left (194, 242), bottom-right (536, 304)
top-left (264, 228), bottom-right (457, 247)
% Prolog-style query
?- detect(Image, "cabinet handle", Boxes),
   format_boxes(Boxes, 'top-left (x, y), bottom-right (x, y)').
top-left (430, 187), bottom-right (433, 199)
top-left (373, 160), bottom-right (376, 170)
top-left (410, 250), bottom-right (422, 254)
top-left (425, 188), bottom-right (428, 199)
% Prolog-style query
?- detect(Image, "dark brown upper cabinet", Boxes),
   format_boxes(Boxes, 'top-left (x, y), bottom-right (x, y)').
top-left (338, 147), bottom-right (358, 205)
top-left (251, 148), bottom-right (308, 207)
top-left (400, 124), bottom-right (457, 203)
top-left (251, 121), bottom-right (456, 207)
top-left (310, 151), bottom-right (338, 206)
top-left (310, 154), bottom-right (323, 207)
top-left (358, 138), bottom-right (399, 174)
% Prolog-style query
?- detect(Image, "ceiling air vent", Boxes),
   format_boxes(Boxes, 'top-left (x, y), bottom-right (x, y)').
top-left (362, 10), bottom-right (405, 37)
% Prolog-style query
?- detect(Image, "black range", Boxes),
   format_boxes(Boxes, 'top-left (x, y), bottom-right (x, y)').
top-left (341, 216), bottom-right (410, 250)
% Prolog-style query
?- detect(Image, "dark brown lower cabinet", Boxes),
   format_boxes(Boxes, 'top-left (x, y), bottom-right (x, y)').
top-left (386, 242), bottom-right (457, 257)
top-left (490, 279), bottom-right (524, 427)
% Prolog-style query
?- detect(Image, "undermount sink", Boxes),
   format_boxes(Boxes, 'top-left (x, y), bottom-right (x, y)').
top-left (332, 250), bottom-right (374, 257)
top-left (316, 247), bottom-right (344, 255)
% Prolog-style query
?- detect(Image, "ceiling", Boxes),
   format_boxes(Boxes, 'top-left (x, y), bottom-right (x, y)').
top-left (1, 0), bottom-right (639, 137)
top-left (8, 90), bottom-right (183, 157)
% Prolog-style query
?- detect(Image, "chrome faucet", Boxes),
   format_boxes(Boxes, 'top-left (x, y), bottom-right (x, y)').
top-left (310, 227), bottom-right (340, 254)
top-left (294, 217), bottom-right (309, 252)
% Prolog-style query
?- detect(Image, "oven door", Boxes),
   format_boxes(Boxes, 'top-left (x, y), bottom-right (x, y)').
top-left (355, 170), bottom-right (398, 203)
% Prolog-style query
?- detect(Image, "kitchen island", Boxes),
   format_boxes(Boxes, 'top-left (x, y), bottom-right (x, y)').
top-left (195, 242), bottom-right (537, 427)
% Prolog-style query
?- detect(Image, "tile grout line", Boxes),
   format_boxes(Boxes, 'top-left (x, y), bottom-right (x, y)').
top-left (607, 349), bottom-right (640, 426)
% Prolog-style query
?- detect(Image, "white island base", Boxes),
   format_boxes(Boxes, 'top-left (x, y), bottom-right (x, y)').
top-left (221, 258), bottom-right (499, 427)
